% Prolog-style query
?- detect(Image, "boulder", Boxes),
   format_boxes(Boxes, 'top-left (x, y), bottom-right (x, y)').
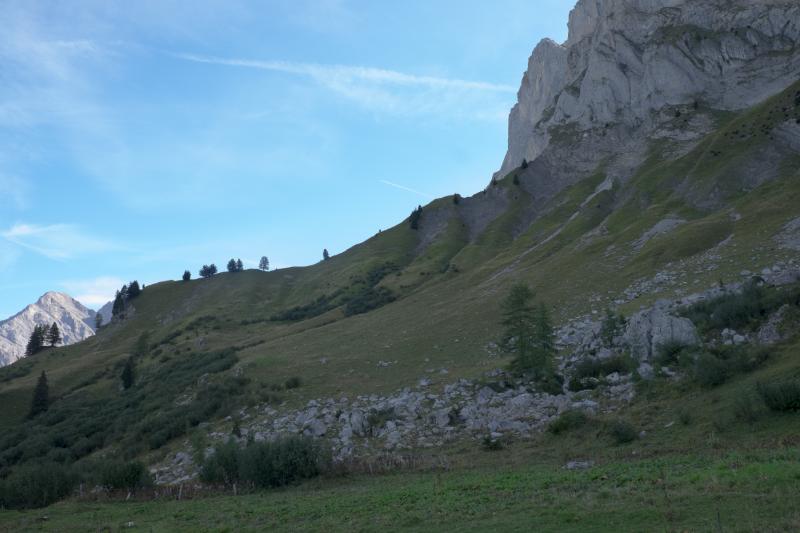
top-left (623, 307), bottom-right (699, 360)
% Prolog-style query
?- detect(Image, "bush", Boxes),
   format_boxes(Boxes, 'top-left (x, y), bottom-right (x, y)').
top-left (201, 437), bottom-right (329, 489)
top-left (655, 341), bottom-right (691, 368)
top-left (367, 407), bottom-right (397, 430)
top-left (538, 373), bottom-right (565, 395)
top-left (733, 393), bottom-right (762, 423)
top-left (0, 462), bottom-right (75, 509)
top-left (609, 420), bottom-right (637, 444)
top-left (284, 377), bottom-right (302, 390)
top-left (344, 286), bottom-right (395, 316)
top-left (694, 352), bottom-right (729, 387)
top-left (757, 380), bottom-right (800, 412)
top-left (548, 410), bottom-right (587, 435)
top-left (482, 435), bottom-right (503, 451)
top-left (573, 355), bottom-right (634, 381)
top-left (95, 460), bottom-right (151, 491)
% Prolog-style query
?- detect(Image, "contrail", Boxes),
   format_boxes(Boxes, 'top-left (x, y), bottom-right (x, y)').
top-left (380, 180), bottom-right (433, 199)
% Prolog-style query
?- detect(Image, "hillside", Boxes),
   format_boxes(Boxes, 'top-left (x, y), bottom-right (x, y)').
top-left (1, 0), bottom-right (799, 528)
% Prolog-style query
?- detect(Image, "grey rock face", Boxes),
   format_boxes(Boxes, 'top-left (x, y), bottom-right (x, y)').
top-left (623, 305), bottom-right (699, 360)
top-left (497, 0), bottom-right (800, 178)
top-left (0, 292), bottom-right (97, 366)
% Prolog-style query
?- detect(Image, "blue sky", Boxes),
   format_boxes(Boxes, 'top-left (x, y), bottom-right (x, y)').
top-left (0, 0), bottom-right (571, 318)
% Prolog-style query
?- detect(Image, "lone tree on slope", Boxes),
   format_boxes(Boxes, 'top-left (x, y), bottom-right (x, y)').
top-left (259, 256), bottom-right (269, 271)
top-left (199, 264), bottom-right (218, 278)
top-left (121, 357), bottom-right (135, 390)
top-left (182, 270), bottom-right (191, 281)
top-left (28, 371), bottom-right (49, 418)
top-left (95, 313), bottom-right (103, 330)
top-left (323, 249), bottom-right (330, 261)
top-left (46, 323), bottom-right (61, 347)
top-left (499, 283), bottom-right (555, 381)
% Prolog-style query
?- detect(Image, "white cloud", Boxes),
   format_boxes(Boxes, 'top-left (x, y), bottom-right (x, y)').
top-left (379, 180), bottom-right (433, 199)
top-left (61, 276), bottom-right (124, 309)
top-left (173, 53), bottom-right (515, 120)
top-left (2, 223), bottom-right (117, 260)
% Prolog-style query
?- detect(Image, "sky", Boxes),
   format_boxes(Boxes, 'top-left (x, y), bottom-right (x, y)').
top-left (0, 0), bottom-right (572, 318)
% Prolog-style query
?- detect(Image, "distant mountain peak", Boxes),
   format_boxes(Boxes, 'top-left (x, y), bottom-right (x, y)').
top-left (0, 292), bottom-right (97, 366)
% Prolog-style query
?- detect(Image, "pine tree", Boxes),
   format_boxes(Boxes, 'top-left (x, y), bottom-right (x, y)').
top-left (500, 283), bottom-right (537, 373)
top-left (236, 258), bottom-right (243, 271)
top-left (112, 290), bottom-right (125, 318)
top-left (182, 270), bottom-right (191, 281)
top-left (227, 258), bottom-right (237, 272)
top-left (25, 325), bottom-right (46, 356)
top-left (409, 206), bottom-right (423, 230)
top-left (95, 313), bottom-right (103, 330)
top-left (323, 249), bottom-right (330, 261)
top-left (199, 264), bottom-right (218, 278)
top-left (46, 323), bottom-right (61, 347)
top-left (121, 357), bottom-right (134, 390)
top-left (259, 256), bottom-right (269, 271)
top-left (521, 158), bottom-right (528, 169)
top-left (128, 280), bottom-right (141, 298)
top-left (28, 371), bottom-right (49, 418)
top-left (531, 303), bottom-right (555, 379)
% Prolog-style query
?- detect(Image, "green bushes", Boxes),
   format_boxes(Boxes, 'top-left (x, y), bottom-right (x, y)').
top-left (284, 376), bottom-right (302, 390)
top-left (548, 410), bottom-right (587, 435)
top-left (757, 380), bottom-right (800, 412)
top-left (200, 437), bottom-right (330, 489)
top-left (568, 354), bottom-right (634, 391)
top-left (693, 346), bottom-right (770, 388)
top-left (609, 420), bottom-right (638, 444)
top-left (95, 460), bottom-right (151, 491)
top-left (344, 287), bottom-right (396, 316)
top-left (0, 462), bottom-right (75, 509)
top-left (684, 281), bottom-right (800, 334)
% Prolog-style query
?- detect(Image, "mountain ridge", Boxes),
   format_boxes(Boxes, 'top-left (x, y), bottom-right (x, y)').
top-left (0, 292), bottom-right (97, 366)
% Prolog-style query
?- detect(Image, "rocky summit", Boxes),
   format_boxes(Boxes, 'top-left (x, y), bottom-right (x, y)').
top-left (0, 292), bottom-right (97, 366)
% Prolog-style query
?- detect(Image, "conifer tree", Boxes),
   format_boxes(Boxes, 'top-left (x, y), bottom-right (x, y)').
top-left (236, 258), bottom-right (243, 271)
top-left (46, 322), bottom-right (61, 347)
top-left (128, 280), bottom-right (141, 298)
top-left (500, 283), bottom-right (537, 373)
top-left (95, 313), bottom-right (103, 330)
top-left (28, 371), bottom-right (49, 418)
top-left (259, 256), bottom-right (269, 271)
top-left (182, 270), bottom-right (191, 281)
top-left (121, 357), bottom-right (134, 390)
top-left (227, 258), bottom-right (237, 272)
top-left (25, 325), bottom-right (46, 356)
top-left (323, 249), bottom-right (330, 261)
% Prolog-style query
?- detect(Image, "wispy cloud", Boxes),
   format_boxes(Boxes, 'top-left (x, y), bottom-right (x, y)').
top-left (380, 180), bottom-right (433, 199)
top-left (2, 223), bottom-right (117, 260)
top-left (61, 276), bottom-right (124, 308)
top-left (174, 53), bottom-right (516, 93)
top-left (173, 52), bottom-right (515, 120)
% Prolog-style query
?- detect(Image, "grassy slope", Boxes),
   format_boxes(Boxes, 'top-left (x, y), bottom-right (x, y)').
top-left (4, 336), bottom-right (800, 531)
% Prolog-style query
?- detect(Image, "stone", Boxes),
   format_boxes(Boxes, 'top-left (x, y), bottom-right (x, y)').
top-left (565, 460), bottom-right (594, 470)
top-left (623, 307), bottom-right (699, 360)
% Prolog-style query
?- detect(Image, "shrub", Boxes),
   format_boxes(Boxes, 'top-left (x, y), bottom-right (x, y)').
top-left (201, 437), bottom-right (329, 489)
top-left (693, 352), bottom-right (729, 387)
top-left (482, 435), bottom-right (503, 451)
top-left (733, 393), bottom-right (762, 423)
top-left (284, 377), bottom-right (302, 390)
top-left (200, 439), bottom-right (242, 485)
top-left (573, 354), bottom-right (634, 381)
top-left (0, 462), bottom-right (75, 509)
top-left (548, 410), bottom-right (587, 435)
top-left (757, 380), bottom-right (800, 412)
top-left (655, 341), bottom-right (691, 368)
top-left (609, 420), bottom-right (637, 444)
top-left (96, 460), bottom-right (151, 491)
top-left (367, 407), bottom-right (397, 430)
top-left (343, 286), bottom-right (395, 316)
top-left (538, 373), bottom-right (565, 395)
top-left (678, 409), bottom-right (692, 426)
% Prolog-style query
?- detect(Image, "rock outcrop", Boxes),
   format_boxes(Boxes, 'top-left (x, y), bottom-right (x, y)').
top-left (497, 0), bottom-right (800, 178)
top-left (0, 292), bottom-right (97, 366)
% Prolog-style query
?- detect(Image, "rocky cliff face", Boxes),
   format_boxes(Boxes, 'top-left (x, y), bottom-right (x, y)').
top-left (497, 0), bottom-right (800, 178)
top-left (0, 292), bottom-right (97, 366)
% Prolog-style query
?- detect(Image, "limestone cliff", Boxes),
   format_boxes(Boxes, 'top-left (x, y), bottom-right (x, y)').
top-left (497, 0), bottom-right (800, 178)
